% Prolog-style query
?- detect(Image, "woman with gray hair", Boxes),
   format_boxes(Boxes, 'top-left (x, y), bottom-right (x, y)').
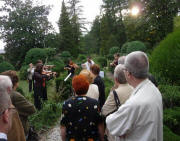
top-left (102, 64), bottom-right (133, 141)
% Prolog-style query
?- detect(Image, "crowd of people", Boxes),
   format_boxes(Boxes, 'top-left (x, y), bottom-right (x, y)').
top-left (0, 51), bottom-right (163, 141)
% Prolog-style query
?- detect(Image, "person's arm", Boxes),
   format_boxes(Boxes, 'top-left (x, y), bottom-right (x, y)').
top-left (60, 125), bottom-right (66, 141)
top-left (12, 92), bottom-right (36, 117)
top-left (102, 91), bottom-right (116, 116)
top-left (106, 103), bottom-right (136, 137)
top-left (98, 123), bottom-right (104, 141)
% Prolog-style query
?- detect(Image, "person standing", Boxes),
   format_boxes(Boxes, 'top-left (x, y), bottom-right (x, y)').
top-left (106, 51), bottom-right (163, 141)
top-left (90, 64), bottom-right (105, 110)
top-left (0, 91), bottom-right (12, 141)
top-left (81, 56), bottom-right (95, 71)
top-left (1, 71), bottom-right (36, 137)
top-left (0, 75), bottom-right (26, 141)
top-left (27, 63), bottom-right (34, 92)
top-left (60, 75), bottom-right (104, 141)
top-left (33, 63), bottom-right (54, 110)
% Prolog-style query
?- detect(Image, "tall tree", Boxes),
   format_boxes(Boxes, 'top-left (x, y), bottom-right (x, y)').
top-left (0, 0), bottom-right (51, 68)
top-left (100, 0), bottom-right (127, 55)
top-left (58, 0), bottom-right (73, 53)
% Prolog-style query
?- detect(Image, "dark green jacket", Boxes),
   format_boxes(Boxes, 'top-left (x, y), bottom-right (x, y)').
top-left (10, 91), bottom-right (36, 135)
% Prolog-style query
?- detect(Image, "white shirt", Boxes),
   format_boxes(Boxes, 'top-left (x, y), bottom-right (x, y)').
top-left (0, 132), bottom-right (7, 140)
top-left (86, 84), bottom-right (99, 101)
top-left (82, 60), bottom-right (95, 71)
top-left (106, 79), bottom-right (163, 141)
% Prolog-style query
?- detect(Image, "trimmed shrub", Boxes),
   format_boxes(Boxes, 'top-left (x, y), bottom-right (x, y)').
top-left (25, 48), bottom-right (47, 65)
top-left (164, 107), bottom-right (180, 135)
top-left (55, 75), bottom-right (72, 101)
top-left (97, 57), bottom-right (107, 68)
top-left (60, 51), bottom-right (71, 61)
top-left (106, 54), bottom-right (114, 60)
top-left (77, 54), bottom-right (86, 63)
top-left (109, 46), bottom-right (120, 55)
top-left (44, 48), bottom-right (56, 61)
top-left (121, 41), bottom-right (147, 54)
top-left (51, 60), bottom-right (65, 74)
top-left (159, 85), bottom-right (180, 108)
top-left (19, 65), bottom-right (29, 80)
top-left (164, 125), bottom-right (180, 141)
top-left (0, 61), bottom-right (15, 73)
top-left (150, 30), bottom-right (180, 85)
top-left (29, 101), bottom-right (62, 131)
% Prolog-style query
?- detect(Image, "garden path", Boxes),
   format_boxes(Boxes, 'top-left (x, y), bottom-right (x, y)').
top-left (39, 123), bottom-right (62, 141)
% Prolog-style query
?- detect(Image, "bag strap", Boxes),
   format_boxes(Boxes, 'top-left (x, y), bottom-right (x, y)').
top-left (113, 90), bottom-right (121, 109)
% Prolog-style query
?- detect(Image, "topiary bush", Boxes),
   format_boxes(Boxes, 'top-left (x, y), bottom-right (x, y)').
top-left (51, 60), bottom-right (65, 74)
top-left (97, 57), bottom-right (107, 68)
top-left (151, 30), bottom-right (180, 85)
top-left (0, 61), bottom-right (15, 73)
top-left (121, 41), bottom-right (147, 54)
top-left (19, 65), bottom-right (29, 80)
top-left (159, 85), bottom-right (180, 109)
top-left (164, 125), bottom-right (180, 141)
top-left (164, 107), bottom-right (180, 135)
top-left (109, 46), bottom-right (120, 55)
top-left (55, 75), bottom-right (72, 101)
top-left (60, 51), bottom-right (71, 62)
top-left (29, 101), bottom-right (62, 131)
top-left (25, 48), bottom-right (47, 65)
top-left (44, 48), bottom-right (56, 61)
top-left (77, 54), bottom-right (86, 63)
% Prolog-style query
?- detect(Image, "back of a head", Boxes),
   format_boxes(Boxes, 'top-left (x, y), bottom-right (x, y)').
top-left (1, 70), bottom-right (19, 88)
top-left (118, 56), bottom-right (126, 64)
top-left (80, 70), bottom-right (93, 84)
top-left (72, 74), bottom-right (89, 95)
top-left (0, 75), bottom-right (13, 93)
top-left (125, 51), bottom-right (149, 79)
top-left (90, 64), bottom-right (100, 75)
top-left (114, 64), bottom-right (127, 84)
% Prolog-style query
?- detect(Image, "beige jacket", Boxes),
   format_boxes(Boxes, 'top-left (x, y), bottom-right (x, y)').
top-left (86, 84), bottom-right (99, 101)
top-left (102, 84), bottom-right (133, 116)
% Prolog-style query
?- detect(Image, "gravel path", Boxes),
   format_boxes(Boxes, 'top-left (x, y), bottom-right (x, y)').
top-left (39, 124), bottom-right (62, 141)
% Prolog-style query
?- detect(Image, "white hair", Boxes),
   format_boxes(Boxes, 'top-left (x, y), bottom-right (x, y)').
top-left (114, 64), bottom-right (127, 84)
top-left (118, 56), bottom-right (126, 64)
top-left (0, 75), bottom-right (13, 93)
top-left (125, 51), bottom-right (149, 79)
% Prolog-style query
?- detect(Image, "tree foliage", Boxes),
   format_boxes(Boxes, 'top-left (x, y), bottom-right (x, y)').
top-left (0, 0), bottom-right (52, 69)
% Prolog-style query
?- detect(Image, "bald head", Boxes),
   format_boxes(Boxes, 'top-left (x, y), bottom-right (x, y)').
top-left (125, 51), bottom-right (149, 79)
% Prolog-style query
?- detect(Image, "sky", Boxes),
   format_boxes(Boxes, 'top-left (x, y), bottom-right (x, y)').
top-left (0, 0), bottom-right (103, 50)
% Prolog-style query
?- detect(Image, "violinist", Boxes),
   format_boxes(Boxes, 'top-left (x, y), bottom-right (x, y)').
top-left (33, 63), bottom-right (55, 110)
top-left (64, 59), bottom-right (79, 78)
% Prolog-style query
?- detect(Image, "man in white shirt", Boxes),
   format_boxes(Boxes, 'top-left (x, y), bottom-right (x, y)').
top-left (106, 51), bottom-right (163, 141)
top-left (81, 56), bottom-right (95, 71)
top-left (0, 91), bottom-right (12, 141)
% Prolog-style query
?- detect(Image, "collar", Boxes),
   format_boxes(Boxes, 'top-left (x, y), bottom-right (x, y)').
top-left (131, 79), bottom-right (150, 96)
top-left (0, 132), bottom-right (7, 140)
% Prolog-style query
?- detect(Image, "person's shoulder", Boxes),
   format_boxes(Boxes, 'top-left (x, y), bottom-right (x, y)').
top-left (86, 96), bottom-right (98, 104)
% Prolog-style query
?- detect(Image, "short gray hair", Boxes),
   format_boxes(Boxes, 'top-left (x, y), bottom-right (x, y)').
top-left (0, 91), bottom-right (11, 116)
top-left (118, 56), bottom-right (126, 64)
top-left (125, 51), bottom-right (149, 79)
top-left (114, 64), bottom-right (127, 84)
top-left (0, 75), bottom-right (13, 93)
